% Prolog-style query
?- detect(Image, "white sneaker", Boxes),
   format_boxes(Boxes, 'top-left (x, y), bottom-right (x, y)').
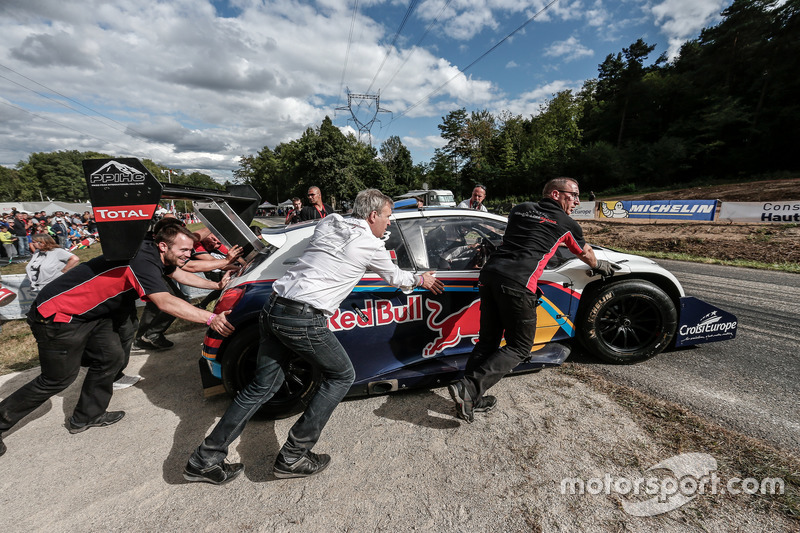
top-left (113, 374), bottom-right (143, 390)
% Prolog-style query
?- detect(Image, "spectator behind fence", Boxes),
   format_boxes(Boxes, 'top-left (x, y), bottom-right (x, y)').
top-left (26, 234), bottom-right (80, 291)
top-left (1, 226), bottom-right (18, 263)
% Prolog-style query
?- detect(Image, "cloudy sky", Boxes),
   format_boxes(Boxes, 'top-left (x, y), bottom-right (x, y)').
top-left (0, 0), bottom-right (731, 181)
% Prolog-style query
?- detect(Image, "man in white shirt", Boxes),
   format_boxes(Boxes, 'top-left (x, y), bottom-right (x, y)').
top-left (184, 189), bottom-right (444, 485)
top-left (457, 184), bottom-right (488, 212)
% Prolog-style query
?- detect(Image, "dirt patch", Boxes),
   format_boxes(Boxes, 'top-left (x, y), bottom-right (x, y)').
top-left (583, 221), bottom-right (800, 264)
top-left (609, 178), bottom-right (800, 202)
top-left (586, 178), bottom-right (800, 265)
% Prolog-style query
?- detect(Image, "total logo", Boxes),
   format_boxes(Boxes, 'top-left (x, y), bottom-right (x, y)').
top-left (93, 204), bottom-right (157, 223)
top-left (89, 161), bottom-right (146, 185)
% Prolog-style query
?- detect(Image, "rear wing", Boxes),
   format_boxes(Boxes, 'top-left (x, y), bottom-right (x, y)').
top-left (82, 158), bottom-right (263, 261)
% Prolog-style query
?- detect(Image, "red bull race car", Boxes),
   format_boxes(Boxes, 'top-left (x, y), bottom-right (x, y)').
top-left (200, 205), bottom-right (738, 418)
top-left (79, 158), bottom-right (736, 419)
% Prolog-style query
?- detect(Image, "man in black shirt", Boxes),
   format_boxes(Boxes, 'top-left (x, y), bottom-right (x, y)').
top-left (299, 186), bottom-right (334, 221)
top-left (0, 224), bottom-right (235, 457)
top-left (9, 212), bottom-right (31, 257)
top-left (448, 177), bottom-right (618, 423)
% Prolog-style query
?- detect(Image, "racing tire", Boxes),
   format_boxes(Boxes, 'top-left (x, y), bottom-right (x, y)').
top-left (220, 324), bottom-right (321, 419)
top-left (576, 279), bottom-right (677, 364)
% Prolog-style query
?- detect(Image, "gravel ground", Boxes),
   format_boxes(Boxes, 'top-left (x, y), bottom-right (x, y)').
top-left (0, 330), bottom-right (793, 532)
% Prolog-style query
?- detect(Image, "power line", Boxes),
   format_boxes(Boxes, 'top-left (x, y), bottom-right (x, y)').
top-left (0, 100), bottom-right (137, 156)
top-left (0, 62), bottom-right (151, 139)
top-left (365, 0), bottom-right (420, 94)
top-left (390, 0), bottom-right (563, 122)
top-left (338, 0), bottom-right (360, 107)
top-left (380, 0), bottom-right (454, 93)
top-left (0, 72), bottom-right (133, 137)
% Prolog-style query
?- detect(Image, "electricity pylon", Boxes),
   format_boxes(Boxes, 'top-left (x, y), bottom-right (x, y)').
top-left (335, 89), bottom-right (391, 145)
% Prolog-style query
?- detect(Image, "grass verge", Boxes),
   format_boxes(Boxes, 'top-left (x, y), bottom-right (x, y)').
top-left (611, 248), bottom-right (800, 274)
top-left (558, 363), bottom-right (800, 520)
top-left (0, 311), bottom-right (206, 376)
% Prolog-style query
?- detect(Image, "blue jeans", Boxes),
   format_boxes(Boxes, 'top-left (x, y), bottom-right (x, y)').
top-left (461, 273), bottom-right (539, 401)
top-left (189, 294), bottom-right (355, 469)
top-left (16, 237), bottom-right (30, 257)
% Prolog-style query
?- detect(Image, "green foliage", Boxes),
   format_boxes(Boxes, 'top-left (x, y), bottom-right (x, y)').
top-left (420, 0), bottom-right (799, 199)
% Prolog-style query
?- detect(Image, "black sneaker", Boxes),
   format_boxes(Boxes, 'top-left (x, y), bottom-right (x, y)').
top-left (448, 381), bottom-right (474, 423)
top-left (0, 435), bottom-right (6, 457)
top-left (183, 461), bottom-right (244, 485)
top-left (152, 334), bottom-right (174, 348)
top-left (67, 411), bottom-right (125, 434)
top-left (273, 451), bottom-right (331, 479)
top-left (135, 336), bottom-right (170, 351)
top-left (473, 395), bottom-right (497, 413)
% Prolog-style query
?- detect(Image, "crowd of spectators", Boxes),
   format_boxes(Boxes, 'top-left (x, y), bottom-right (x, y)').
top-left (0, 208), bottom-right (99, 263)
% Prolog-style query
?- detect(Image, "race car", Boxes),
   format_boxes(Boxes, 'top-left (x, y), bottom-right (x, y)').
top-left (200, 207), bottom-right (738, 418)
top-left (79, 158), bottom-right (737, 419)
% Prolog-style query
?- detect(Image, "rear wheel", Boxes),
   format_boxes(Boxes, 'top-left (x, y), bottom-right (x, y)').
top-left (220, 324), bottom-right (320, 419)
top-left (577, 279), bottom-right (677, 364)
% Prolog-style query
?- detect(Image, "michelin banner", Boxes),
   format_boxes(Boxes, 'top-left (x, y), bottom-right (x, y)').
top-left (718, 202), bottom-right (800, 223)
top-left (598, 200), bottom-right (718, 221)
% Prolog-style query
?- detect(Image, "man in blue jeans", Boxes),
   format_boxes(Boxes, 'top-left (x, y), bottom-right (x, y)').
top-left (448, 177), bottom-right (619, 423)
top-left (184, 188), bottom-right (444, 485)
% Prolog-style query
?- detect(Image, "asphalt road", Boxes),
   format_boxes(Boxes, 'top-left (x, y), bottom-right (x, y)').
top-left (572, 259), bottom-right (800, 455)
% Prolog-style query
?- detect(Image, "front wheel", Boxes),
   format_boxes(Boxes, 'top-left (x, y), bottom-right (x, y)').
top-left (577, 279), bottom-right (677, 364)
top-left (220, 324), bottom-right (321, 419)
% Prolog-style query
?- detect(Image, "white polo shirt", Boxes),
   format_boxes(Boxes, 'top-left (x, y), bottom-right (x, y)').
top-left (273, 214), bottom-right (419, 315)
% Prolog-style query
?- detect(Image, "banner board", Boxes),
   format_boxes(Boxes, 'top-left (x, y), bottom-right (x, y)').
top-left (718, 201), bottom-right (800, 223)
top-left (569, 202), bottom-right (596, 219)
top-left (597, 200), bottom-right (717, 221)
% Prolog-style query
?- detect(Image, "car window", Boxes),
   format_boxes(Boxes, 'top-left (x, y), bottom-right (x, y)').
top-left (397, 216), bottom-right (505, 271)
top-left (383, 227), bottom-right (414, 270)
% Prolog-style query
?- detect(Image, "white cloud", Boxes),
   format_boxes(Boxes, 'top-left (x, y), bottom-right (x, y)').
top-left (506, 60), bottom-right (519, 68)
top-left (651, 0), bottom-right (728, 57)
top-left (402, 134), bottom-right (447, 150)
top-left (544, 36), bottom-right (594, 62)
top-left (492, 80), bottom-right (580, 117)
top-left (0, 0), bottom-right (500, 174)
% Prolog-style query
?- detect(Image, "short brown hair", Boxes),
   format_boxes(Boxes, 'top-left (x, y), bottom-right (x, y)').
top-left (542, 177), bottom-right (579, 197)
top-left (154, 223), bottom-right (196, 246)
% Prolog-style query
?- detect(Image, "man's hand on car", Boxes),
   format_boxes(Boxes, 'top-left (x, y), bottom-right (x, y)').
top-left (593, 259), bottom-right (621, 278)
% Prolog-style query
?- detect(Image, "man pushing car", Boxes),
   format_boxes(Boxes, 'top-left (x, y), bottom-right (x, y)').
top-left (448, 177), bottom-right (619, 423)
top-left (184, 188), bottom-right (444, 485)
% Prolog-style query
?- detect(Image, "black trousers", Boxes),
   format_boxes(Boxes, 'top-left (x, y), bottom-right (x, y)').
top-left (0, 314), bottom-right (125, 432)
top-left (462, 273), bottom-right (540, 401)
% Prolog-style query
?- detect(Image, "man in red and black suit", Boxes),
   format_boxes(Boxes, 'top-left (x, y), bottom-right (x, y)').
top-left (0, 224), bottom-right (235, 457)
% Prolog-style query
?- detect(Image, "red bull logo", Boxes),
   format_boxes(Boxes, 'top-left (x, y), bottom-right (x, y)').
top-left (328, 295), bottom-right (423, 332)
top-left (423, 299), bottom-right (481, 357)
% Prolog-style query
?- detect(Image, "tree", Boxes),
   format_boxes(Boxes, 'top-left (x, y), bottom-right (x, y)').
top-left (380, 136), bottom-right (414, 194)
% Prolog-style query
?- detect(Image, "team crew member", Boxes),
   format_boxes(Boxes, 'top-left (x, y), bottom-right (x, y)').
top-left (448, 178), bottom-right (618, 423)
top-left (184, 189), bottom-right (444, 485)
top-left (0, 224), bottom-right (234, 457)
top-left (457, 184), bottom-right (488, 212)
top-left (299, 186), bottom-right (333, 221)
